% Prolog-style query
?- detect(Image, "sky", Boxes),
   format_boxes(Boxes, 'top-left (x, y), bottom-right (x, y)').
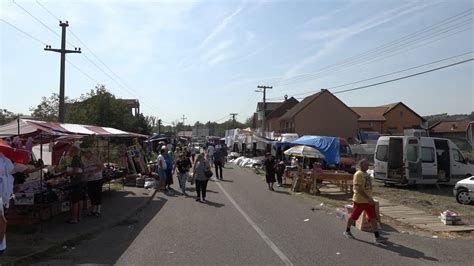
top-left (1, 0), bottom-right (473, 127)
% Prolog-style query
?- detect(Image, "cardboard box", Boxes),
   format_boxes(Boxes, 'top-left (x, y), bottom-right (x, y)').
top-left (355, 200), bottom-right (380, 232)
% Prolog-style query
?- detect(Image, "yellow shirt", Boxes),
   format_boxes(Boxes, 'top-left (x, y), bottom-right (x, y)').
top-left (352, 170), bottom-right (373, 203)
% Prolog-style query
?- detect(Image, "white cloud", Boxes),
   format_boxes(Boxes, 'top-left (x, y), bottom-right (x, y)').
top-left (283, 2), bottom-right (430, 79)
top-left (199, 1), bottom-right (245, 49)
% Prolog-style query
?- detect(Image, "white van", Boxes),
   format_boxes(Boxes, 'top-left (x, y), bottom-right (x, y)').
top-left (374, 136), bottom-right (474, 185)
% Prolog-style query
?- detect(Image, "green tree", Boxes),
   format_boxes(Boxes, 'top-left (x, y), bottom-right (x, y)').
top-left (30, 93), bottom-right (70, 122)
top-left (0, 109), bottom-right (18, 125)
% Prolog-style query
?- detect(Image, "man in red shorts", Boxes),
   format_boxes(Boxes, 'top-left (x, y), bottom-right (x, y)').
top-left (344, 159), bottom-right (384, 243)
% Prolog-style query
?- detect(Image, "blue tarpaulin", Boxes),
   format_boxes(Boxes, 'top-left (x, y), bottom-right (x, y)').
top-left (291, 135), bottom-right (340, 164)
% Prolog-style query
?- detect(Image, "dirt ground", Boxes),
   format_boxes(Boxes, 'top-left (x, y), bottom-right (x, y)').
top-left (372, 182), bottom-right (474, 225)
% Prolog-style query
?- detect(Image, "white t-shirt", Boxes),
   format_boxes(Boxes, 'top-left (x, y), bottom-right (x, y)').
top-left (207, 145), bottom-right (215, 156)
top-left (157, 155), bottom-right (167, 170)
top-left (0, 154), bottom-right (14, 209)
top-left (0, 198), bottom-right (5, 251)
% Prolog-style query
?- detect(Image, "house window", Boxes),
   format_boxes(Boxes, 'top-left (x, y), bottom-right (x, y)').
top-left (400, 111), bottom-right (404, 117)
top-left (368, 122), bottom-right (374, 127)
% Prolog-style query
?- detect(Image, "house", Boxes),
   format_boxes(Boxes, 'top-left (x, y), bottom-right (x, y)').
top-left (351, 102), bottom-right (425, 135)
top-left (279, 89), bottom-right (360, 139)
top-left (430, 120), bottom-right (472, 150)
top-left (253, 101), bottom-right (283, 130)
top-left (192, 125), bottom-right (209, 137)
top-left (265, 96), bottom-right (299, 133)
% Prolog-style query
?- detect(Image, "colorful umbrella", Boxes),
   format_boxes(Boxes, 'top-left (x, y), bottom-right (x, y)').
top-left (0, 139), bottom-right (29, 164)
top-left (284, 145), bottom-right (325, 159)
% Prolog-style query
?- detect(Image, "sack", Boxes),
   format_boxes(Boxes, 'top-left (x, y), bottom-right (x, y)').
top-left (204, 169), bottom-right (213, 179)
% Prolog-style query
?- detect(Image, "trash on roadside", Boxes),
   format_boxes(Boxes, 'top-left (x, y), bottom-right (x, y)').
top-left (63, 246), bottom-right (68, 249)
top-left (336, 252), bottom-right (341, 255)
top-left (432, 235), bottom-right (439, 239)
top-left (336, 208), bottom-right (346, 220)
top-left (320, 203), bottom-right (324, 206)
top-left (304, 218), bottom-right (310, 222)
top-left (440, 210), bottom-right (463, 225)
top-left (144, 180), bottom-right (156, 189)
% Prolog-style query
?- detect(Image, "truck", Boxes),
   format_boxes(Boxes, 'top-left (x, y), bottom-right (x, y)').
top-left (374, 136), bottom-right (474, 185)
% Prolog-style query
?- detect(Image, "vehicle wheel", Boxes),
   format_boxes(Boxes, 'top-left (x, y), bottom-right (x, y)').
top-left (456, 188), bottom-right (472, 205)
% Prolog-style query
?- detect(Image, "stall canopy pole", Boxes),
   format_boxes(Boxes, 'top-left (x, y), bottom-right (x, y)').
top-left (17, 116), bottom-right (20, 136)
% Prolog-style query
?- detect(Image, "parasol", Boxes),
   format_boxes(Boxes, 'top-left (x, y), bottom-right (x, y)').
top-left (284, 145), bottom-right (325, 159)
top-left (0, 139), bottom-right (29, 163)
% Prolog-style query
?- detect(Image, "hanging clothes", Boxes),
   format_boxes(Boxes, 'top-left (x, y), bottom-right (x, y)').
top-left (0, 153), bottom-right (14, 209)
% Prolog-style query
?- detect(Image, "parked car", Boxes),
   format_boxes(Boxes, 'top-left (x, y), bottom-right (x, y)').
top-left (453, 176), bottom-right (474, 204)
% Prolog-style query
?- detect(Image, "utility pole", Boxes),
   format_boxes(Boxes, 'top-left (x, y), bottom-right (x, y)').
top-left (45, 21), bottom-right (81, 123)
top-left (230, 113), bottom-right (238, 129)
top-left (181, 115), bottom-right (187, 125)
top-left (158, 119), bottom-right (162, 135)
top-left (255, 85), bottom-right (272, 133)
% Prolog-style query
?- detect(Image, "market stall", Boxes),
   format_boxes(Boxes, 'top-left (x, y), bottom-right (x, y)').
top-left (0, 119), bottom-right (148, 225)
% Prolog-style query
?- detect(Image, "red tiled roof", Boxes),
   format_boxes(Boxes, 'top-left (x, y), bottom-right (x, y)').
top-left (351, 102), bottom-right (425, 122)
top-left (351, 107), bottom-right (388, 121)
top-left (430, 120), bottom-right (471, 133)
top-left (266, 97), bottom-right (299, 120)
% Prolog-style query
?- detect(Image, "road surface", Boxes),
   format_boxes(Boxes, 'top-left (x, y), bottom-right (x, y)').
top-left (35, 165), bottom-right (473, 265)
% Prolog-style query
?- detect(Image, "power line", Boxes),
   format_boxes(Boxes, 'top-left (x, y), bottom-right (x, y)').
top-left (36, 0), bottom-right (60, 21)
top-left (332, 58), bottom-right (473, 95)
top-left (66, 58), bottom-right (99, 84)
top-left (12, 0), bottom-right (60, 38)
top-left (276, 19), bottom-right (473, 87)
top-left (273, 9), bottom-right (473, 87)
top-left (267, 51), bottom-right (474, 100)
top-left (0, 18), bottom-right (46, 45)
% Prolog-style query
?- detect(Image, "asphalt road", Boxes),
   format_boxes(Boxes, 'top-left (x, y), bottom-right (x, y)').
top-left (36, 165), bottom-right (473, 265)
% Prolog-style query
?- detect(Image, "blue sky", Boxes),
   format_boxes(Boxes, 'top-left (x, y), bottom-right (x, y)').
top-left (1, 0), bottom-right (473, 126)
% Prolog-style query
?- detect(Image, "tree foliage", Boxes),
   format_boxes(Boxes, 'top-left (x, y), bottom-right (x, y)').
top-left (30, 85), bottom-right (151, 135)
top-left (0, 109), bottom-right (18, 125)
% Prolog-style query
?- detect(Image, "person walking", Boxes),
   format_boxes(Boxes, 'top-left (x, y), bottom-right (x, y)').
top-left (83, 149), bottom-right (104, 217)
top-left (176, 153), bottom-right (192, 195)
top-left (343, 159), bottom-right (384, 243)
top-left (263, 153), bottom-right (276, 191)
top-left (213, 147), bottom-right (224, 180)
top-left (192, 154), bottom-right (211, 202)
top-left (221, 144), bottom-right (228, 167)
top-left (190, 145), bottom-right (197, 163)
top-left (275, 160), bottom-right (286, 187)
top-left (206, 144), bottom-right (215, 166)
top-left (157, 147), bottom-right (168, 191)
top-left (164, 148), bottom-right (174, 190)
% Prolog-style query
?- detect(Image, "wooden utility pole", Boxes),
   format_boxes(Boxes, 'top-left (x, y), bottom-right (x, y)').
top-left (230, 113), bottom-right (238, 128)
top-left (158, 119), bottom-right (162, 135)
top-left (45, 21), bottom-right (81, 123)
top-left (255, 85), bottom-right (272, 132)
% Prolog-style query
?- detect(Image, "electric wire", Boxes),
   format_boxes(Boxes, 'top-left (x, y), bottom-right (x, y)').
top-left (275, 17), bottom-right (474, 87)
top-left (275, 9), bottom-right (473, 86)
top-left (266, 51), bottom-right (474, 100)
top-left (0, 18), bottom-right (47, 45)
top-left (12, 0), bottom-right (60, 38)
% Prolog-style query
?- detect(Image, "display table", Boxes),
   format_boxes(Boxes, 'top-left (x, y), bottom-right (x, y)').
top-left (313, 171), bottom-right (353, 194)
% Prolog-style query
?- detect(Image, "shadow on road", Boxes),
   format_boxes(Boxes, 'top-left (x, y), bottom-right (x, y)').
top-left (31, 195), bottom-right (169, 265)
top-left (355, 238), bottom-right (438, 262)
top-left (219, 179), bottom-right (234, 183)
top-left (201, 200), bottom-right (225, 208)
top-left (273, 190), bottom-right (291, 195)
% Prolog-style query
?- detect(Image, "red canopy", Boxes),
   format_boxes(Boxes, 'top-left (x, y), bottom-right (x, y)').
top-left (0, 139), bottom-right (29, 164)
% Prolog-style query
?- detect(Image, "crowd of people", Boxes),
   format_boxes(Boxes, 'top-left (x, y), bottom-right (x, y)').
top-left (153, 142), bottom-right (228, 203)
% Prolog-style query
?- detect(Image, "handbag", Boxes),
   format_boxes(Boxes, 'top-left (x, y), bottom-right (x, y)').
top-left (204, 169), bottom-right (213, 179)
